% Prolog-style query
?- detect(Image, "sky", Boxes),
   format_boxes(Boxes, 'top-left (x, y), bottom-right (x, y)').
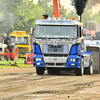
top-left (33, 0), bottom-right (100, 13)
top-left (34, 0), bottom-right (74, 10)
top-left (60, 0), bottom-right (74, 10)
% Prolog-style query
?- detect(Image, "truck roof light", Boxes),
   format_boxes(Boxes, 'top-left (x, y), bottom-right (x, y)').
top-left (48, 17), bottom-right (51, 20)
top-left (61, 17), bottom-right (66, 20)
top-left (41, 16), bottom-right (44, 20)
top-left (52, 17), bottom-right (56, 20)
top-left (56, 17), bottom-right (61, 20)
top-left (72, 17), bottom-right (75, 20)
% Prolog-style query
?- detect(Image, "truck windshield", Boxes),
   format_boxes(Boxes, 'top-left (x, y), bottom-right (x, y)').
top-left (35, 25), bottom-right (77, 39)
top-left (10, 36), bottom-right (29, 45)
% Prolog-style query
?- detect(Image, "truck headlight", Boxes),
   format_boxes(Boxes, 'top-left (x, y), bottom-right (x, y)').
top-left (36, 63), bottom-right (41, 65)
top-left (73, 59), bottom-right (75, 62)
top-left (70, 59), bottom-right (73, 62)
top-left (26, 53), bottom-right (28, 55)
top-left (35, 58), bottom-right (41, 61)
top-left (70, 59), bottom-right (78, 62)
top-left (36, 58), bottom-right (39, 61)
top-left (38, 58), bottom-right (41, 61)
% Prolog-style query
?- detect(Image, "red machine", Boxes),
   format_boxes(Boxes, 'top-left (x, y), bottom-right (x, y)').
top-left (25, 53), bottom-right (34, 65)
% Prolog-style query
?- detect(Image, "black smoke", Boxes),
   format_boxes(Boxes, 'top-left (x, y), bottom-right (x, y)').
top-left (75, 0), bottom-right (88, 15)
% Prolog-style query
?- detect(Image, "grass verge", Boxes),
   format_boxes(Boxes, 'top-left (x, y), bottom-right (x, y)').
top-left (0, 58), bottom-right (33, 68)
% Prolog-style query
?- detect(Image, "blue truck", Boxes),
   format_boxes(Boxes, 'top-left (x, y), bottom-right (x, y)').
top-left (31, 16), bottom-right (94, 76)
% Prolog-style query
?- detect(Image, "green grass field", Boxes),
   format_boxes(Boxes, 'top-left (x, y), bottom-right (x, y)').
top-left (0, 58), bottom-right (33, 68)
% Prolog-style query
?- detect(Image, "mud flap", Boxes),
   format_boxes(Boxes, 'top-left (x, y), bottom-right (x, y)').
top-left (86, 46), bottom-right (100, 74)
top-left (82, 52), bottom-right (93, 74)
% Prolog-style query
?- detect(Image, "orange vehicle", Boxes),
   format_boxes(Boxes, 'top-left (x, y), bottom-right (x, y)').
top-left (53, 0), bottom-right (61, 17)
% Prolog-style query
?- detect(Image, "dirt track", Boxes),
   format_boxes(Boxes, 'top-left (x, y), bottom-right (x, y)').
top-left (0, 67), bottom-right (100, 100)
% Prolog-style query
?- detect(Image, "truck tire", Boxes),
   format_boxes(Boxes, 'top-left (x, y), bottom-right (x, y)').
top-left (0, 54), bottom-right (1, 60)
top-left (24, 60), bottom-right (26, 64)
top-left (84, 57), bottom-right (93, 75)
top-left (75, 58), bottom-right (84, 76)
top-left (6, 54), bottom-right (8, 61)
top-left (36, 67), bottom-right (44, 75)
top-left (13, 45), bottom-right (18, 61)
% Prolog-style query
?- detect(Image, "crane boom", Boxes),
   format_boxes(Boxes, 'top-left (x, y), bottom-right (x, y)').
top-left (53, 0), bottom-right (61, 17)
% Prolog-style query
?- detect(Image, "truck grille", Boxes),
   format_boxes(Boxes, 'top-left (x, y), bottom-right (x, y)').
top-left (42, 44), bottom-right (69, 53)
top-left (46, 63), bottom-right (54, 66)
top-left (18, 47), bottom-right (28, 49)
top-left (46, 63), bottom-right (65, 66)
top-left (18, 52), bottom-right (28, 54)
top-left (44, 54), bottom-right (67, 57)
top-left (18, 47), bottom-right (29, 52)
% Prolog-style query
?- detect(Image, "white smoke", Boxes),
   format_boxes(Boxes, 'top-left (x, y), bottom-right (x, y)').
top-left (0, 1), bottom-right (15, 34)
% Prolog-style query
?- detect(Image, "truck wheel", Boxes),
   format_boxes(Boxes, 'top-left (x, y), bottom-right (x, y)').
top-left (36, 67), bottom-right (44, 75)
top-left (0, 54), bottom-right (2, 60)
top-left (24, 60), bottom-right (26, 64)
top-left (75, 58), bottom-right (84, 76)
top-left (84, 57), bottom-right (93, 75)
top-left (6, 54), bottom-right (8, 61)
top-left (0, 54), bottom-right (1, 60)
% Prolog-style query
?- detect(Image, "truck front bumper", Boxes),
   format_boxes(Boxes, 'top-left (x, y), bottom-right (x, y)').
top-left (34, 54), bottom-right (81, 68)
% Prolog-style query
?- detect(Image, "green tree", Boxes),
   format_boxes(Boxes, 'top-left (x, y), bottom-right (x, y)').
top-left (37, 0), bottom-right (53, 16)
top-left (37, 0), bottom-right (69, 17)
top-left (0, 0), bottom-right (45, 34)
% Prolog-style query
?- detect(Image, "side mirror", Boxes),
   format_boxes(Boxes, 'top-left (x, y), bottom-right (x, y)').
top-left (83, 28), bottom-right (86, 36)
top-left (31, 27), bottom-right (34, 35)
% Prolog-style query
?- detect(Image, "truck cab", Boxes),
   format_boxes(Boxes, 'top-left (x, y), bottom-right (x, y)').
top-left (9, 31), bottom-right (31, 58)
top-left (33, 16), bottom-right (93, 76)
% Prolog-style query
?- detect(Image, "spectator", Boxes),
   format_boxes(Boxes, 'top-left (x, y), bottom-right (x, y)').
top-left (30, 46), bottom-right (33, 53)
top-left (3, 33), bottom-right (10, 45)
top-left (8, 42), bottom-right (16, 64)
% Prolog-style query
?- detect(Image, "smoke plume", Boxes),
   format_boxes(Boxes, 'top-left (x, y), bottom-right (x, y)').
top-left (0, 1), bottom-right (15, 35)
top-left (75, 0), bottom-right (88, 15)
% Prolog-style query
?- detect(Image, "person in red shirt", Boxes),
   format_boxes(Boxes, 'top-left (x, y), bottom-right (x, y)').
top-left (8, 42), bottom-right (16, 64)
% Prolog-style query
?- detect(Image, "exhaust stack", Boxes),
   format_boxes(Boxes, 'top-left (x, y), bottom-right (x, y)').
top-left (78, 15), bottom-right (81, 22)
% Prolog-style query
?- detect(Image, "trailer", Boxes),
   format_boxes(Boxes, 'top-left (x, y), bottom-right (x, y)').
top-left (84, 31), bottom-right (100, 73)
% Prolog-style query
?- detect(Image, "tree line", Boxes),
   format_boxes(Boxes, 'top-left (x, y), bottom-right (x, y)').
top-left (0, 0), bottom-right (100, 35)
